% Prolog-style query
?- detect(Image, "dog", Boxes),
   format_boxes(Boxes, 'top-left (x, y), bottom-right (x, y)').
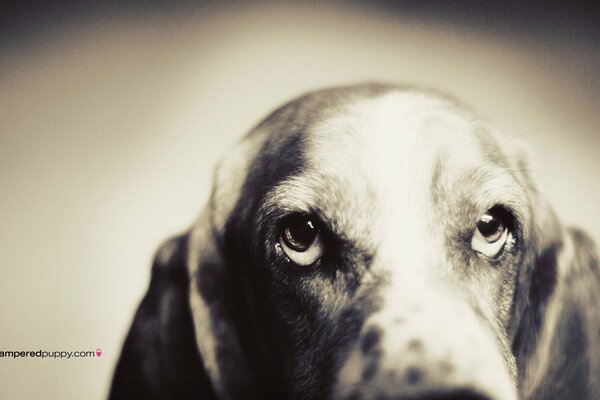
top-left (110, 83), bottom-right (600, 400)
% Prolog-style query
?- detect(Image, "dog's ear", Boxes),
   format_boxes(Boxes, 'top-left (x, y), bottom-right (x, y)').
top-left (508, 146), bottom-right (600, 400)
top-left (111, 123), bottom-right (280, 400)
top-left (525, 228), bottom-right (600, 400)
top-left (109, 234), bottom-right (216, 400)
top-left (185, 130), bottom-right (273, 400)
top-left (109, 143), bottom-right (261, 400)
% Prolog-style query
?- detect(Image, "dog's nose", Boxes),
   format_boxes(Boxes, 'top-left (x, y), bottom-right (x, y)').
top-left (413, 388), bottom-right (492, 400)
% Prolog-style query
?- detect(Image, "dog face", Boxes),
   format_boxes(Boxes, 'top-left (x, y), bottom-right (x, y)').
top-left (289, 91), bottom-right (524, 399)
top-left (111, 84), bottom-right (600, 400)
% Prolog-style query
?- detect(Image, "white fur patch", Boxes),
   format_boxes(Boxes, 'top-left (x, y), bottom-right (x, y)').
top-left (300, 91), bottom-right (519, 398)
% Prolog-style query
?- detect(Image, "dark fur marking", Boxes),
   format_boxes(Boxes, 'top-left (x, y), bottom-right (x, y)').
top-left (361, 358), bottom-right (380, 382)
top-left (213, 87), bottom-right (390, 398)
top-left (512, 242), bottom-right (559, 381)
top-left (407, 338), bottom-right (424, 354)
top-left (360, 326), bottom-right (382, 355)
top-left (524, 229), bottom-right (600, 399)
top-left (406, 367), bottom-right (424, 385)
top-left (110, 235), bottom-right (215, 400)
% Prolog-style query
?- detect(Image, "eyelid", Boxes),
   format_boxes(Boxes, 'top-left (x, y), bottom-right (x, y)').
top-left (479, 204), bottom-right (521, 228)
top-left (471, 227), bottom-right (508, 258)
top-left (274, 209), bottom-right (334, 237)
top-left (278, 234), bottom-right (324, 266)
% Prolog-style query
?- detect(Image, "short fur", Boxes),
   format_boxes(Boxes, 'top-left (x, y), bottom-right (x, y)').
top-left (110, 84), bottom-right (600, 400)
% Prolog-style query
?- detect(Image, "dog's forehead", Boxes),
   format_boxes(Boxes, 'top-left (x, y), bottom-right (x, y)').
top-left (307, 91), bottom-right (480, 202)
top-left (267, 91), bottom-right (496, 245)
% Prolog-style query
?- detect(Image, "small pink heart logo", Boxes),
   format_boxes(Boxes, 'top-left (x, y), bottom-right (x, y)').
top-left (96, 348), bottom-right (102, 358)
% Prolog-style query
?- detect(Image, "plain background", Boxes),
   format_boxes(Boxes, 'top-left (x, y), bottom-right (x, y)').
top-left (1, 1), bottom-right (599, 399)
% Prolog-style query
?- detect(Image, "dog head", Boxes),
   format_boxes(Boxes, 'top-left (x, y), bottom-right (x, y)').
top-left (111, 84), bottom-right (600, 400)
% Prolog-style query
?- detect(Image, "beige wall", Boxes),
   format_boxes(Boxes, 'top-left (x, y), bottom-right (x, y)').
top-left (1, 2), bottom-right (598, 399)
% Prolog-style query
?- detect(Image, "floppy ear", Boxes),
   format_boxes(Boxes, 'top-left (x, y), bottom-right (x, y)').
top-left (508, 148), bottom-right (600, 399)
top-left (109, 234), bottom-right (216, 400)
top-left (518, 228), bottom-right (600, 400)
top-left (110, 138), bottom-right (267, 399)
top-left (111, 119), bottom-right (282, 400)
top-left (185, 128), bottom-right (276, 399)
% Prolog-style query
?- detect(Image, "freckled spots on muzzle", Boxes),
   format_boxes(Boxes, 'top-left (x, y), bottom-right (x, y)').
top-left (407, 339), bottom-right (424, 354)
top-left (335, 312), bottom-right (509, 400)
top-left (359, 326), bottom-right (383, 383)
top-left (361, 326), bottom-right (382, 355)
top-left (406, 367), bottom-right (424, 385)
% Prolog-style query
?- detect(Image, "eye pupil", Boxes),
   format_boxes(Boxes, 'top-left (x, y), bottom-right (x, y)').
top-left (477, 215), bottom-right (502, 238)
top-left (475, 210), bottom-right (508, 244)
top-left (282, 216), bottom-right (318, 252)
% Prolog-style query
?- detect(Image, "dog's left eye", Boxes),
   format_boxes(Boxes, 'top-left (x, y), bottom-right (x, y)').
top-left (471, 208), bottom-right (510, 258)
top-left (279, 215), bottom-right (323, 266)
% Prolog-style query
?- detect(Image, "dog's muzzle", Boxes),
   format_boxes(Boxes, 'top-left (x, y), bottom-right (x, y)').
top-left (334, 278), bottom-right (517, 400)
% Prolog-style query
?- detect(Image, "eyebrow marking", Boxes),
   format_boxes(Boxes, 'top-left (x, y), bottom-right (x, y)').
top-left (431, 152), bottom-right (527, 224)
top-left (260, 172), bottom-right (378, 251)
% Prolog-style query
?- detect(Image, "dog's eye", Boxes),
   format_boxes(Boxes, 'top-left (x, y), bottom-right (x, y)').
top-left (279, 215), bottom-right (323, 266)
top-left (471, 209), bottom-right (510, 258)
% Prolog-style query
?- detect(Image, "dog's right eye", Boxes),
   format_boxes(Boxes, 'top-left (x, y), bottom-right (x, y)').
top-left (279, 215), bottom-right (323, 266)
top-left (471, 206), bottom-right (513, 258)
